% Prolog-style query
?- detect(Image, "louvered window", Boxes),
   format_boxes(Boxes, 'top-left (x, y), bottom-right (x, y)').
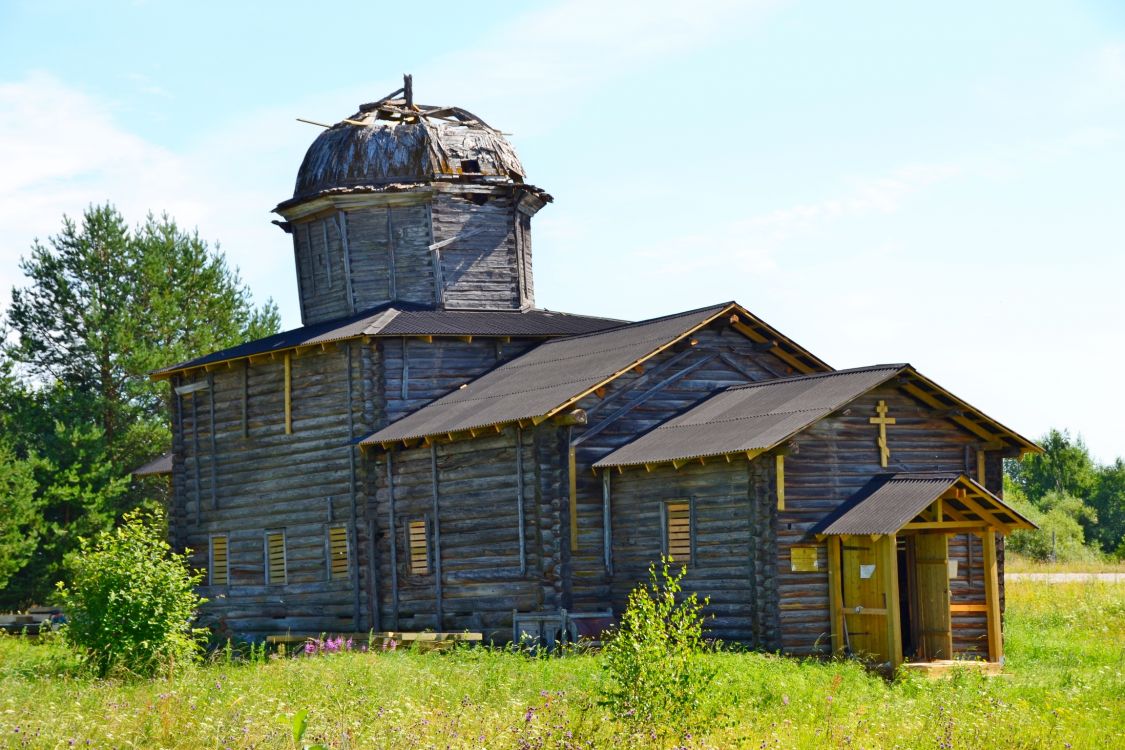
top-left (329, 525), bottom-right (349, 580)
top-left (408, 519), bottom-right (430, 575)
top-left (266, 531), bottom-right (287, 584)
top-left (665, 501), bottom-right (692, 564)
top-left (209, 535), bottom-right (229, 586)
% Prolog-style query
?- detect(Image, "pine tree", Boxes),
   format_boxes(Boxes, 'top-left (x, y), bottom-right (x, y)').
top-left (1, 203), bottom-right (280, 606)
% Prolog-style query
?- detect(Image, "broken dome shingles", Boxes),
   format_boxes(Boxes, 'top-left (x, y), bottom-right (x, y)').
top-left (151, 305), bottom-right (626, 378)
top-left (360, 303), bottom-right (739, 446)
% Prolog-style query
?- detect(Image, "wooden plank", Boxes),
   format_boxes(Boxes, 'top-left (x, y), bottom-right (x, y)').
top-left (915, 533), bottom-right (952, 660)
top-left (982, 529), bottom-right (1003, 662)
top-left (775, 454), bottom-right (785, 510)
top-left (284, 351), bottom-right (293, 435)
top-left (823, 537), bottom-right (841, 652)
top-left (569, 445), bottom-right (578, 552)
top-left (881, 534), bottom-right (903, 668)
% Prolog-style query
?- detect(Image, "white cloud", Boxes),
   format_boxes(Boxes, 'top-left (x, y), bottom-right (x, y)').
top-left (0, 71), bottom-right (297, 320)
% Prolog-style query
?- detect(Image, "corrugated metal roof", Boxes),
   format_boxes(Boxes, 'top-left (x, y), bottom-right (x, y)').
top-left (153, 304), bottom-right (625, 377)
top-left (594, 365), bottom-right (905, 467)
top-left (132, 452), bottom-right (172, 477)
top-left (813, 473), bottom-right (1036, 535)
top-left (360, 303), bottom-right (738, 445)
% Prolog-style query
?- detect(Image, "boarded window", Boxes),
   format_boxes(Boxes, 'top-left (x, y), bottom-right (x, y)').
top-left (329, 525), bottom-right (349, 580)
top-left (209, 535), bottom-right (229, 586)
top-left (267, 531), bottom-right (287, 585)
top-left (665, 501), bottom-right (692, 563)
top-left (408, 519), bottom-right (430, 575)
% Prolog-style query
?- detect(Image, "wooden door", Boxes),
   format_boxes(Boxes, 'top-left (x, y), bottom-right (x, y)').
top-left (914, 533), bottom-right (953, 660)
top-left (840, 536), bottom-right (890, 662)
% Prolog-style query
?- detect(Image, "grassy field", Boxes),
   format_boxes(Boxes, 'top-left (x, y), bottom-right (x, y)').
top-left (1006, 551), bottom-right (1125, 574)
top-left (2, 579), bottom-right (1122, 749)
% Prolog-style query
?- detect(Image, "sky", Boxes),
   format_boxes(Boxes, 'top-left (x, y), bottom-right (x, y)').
top-left (1, 0), bottom-right (1123, 462)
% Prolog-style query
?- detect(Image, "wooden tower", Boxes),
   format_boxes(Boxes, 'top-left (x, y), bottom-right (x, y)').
top-left (274, 76), bottom-right (549, 324)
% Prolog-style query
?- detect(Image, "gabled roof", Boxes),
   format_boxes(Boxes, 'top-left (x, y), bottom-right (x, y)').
top-left (151, 304), bottom-right (625, 379)
top-left (594, 364), bottom-right (1040, 468)
top-left (360, 301), bottom-right (830, 448)
top-left (812, 473), bottom-right (1036, 536)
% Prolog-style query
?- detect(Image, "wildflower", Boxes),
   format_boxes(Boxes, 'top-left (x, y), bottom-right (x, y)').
top-left (782, 695), bottom-right (789, 706)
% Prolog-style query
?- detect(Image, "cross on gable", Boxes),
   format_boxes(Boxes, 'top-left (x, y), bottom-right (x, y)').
top-left (869, 399), bottom-right (897, 467)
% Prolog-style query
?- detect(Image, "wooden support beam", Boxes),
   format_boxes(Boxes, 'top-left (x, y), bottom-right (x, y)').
top-left (283, 351), bottom-right (293, 435)
top-left (903, 521), bottom-right (987, 532)
top-left (568, 445), bottom-right (579, 552)
top-left (827, 537), bottom-right (844, 656)
top-left (881, 534), bottom-right (903, 668)
top-left (977, 449), bottom-right (988, 484)
top-left (982, 529), bottom-right (1003, 663)
top-left (776, 454), bottom-right (786, 510)
top-left (956, 492), bottom-right (1015, 534)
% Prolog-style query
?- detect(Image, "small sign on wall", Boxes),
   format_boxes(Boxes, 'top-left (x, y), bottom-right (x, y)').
top-left (790, 546), bottom-right (820, 572)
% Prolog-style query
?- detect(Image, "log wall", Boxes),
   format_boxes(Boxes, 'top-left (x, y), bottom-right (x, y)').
top-left (431, 190), bottom-right (531, 310)
top-left (773, 383), bottom-right (998, 657)
top-left (607, 458), bottom-right (775, 645)
top-left (289, 188), bottom-right (535, 325)
top-left (369, 427), bottom-right (562, 641)
top-left (171, 344), bottom-right (375, 639)
top-left (563, 326), bottom-right (795, 612)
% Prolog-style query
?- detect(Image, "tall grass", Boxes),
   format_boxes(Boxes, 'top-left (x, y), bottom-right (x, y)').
top-left (2, 580), bottom-right (1122, 749)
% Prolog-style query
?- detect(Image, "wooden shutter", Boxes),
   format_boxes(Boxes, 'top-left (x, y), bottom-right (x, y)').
top-left (267, 532), bottom-right (287, 584)
top-left (408, 519), bottom-right (430, 575)
top-left (666, 502), bottom-right (692, 563)
top-left (210, 535), bottom-right (229, 586)
top-left (329, 526), bottom-right (349, 580)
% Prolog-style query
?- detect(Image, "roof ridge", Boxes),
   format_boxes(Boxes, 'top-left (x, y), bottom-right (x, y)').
top-left (535, 301), bottom-right (734, 346)
top-left (723, 363), bottom-right (908, 391)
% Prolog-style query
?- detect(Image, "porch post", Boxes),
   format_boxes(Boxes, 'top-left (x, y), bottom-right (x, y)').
top-left (826, 536), bottom-right (843, 655)
top-left (982, 529), bottom-right (1003, 662)
top-left (880, 534), bottom-right (903, 668)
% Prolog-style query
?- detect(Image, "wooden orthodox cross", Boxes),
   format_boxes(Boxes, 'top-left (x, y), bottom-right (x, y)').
top-left (869, 400), bottom-right (896, 467)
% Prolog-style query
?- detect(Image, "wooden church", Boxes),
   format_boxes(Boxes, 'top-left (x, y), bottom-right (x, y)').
top-left (153, 79), bottom-right (1039, 670)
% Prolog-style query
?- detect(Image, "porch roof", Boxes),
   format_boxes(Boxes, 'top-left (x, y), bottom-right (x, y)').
top-left (813, 473), bottom-right (1037, 536)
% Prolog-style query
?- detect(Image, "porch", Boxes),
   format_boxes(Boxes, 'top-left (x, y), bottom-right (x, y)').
top-left (814, 473), bottom-right (1036, 671)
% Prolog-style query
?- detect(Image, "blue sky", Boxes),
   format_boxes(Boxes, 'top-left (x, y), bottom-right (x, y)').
top-left (2, 1), bottom-right (1124, 462)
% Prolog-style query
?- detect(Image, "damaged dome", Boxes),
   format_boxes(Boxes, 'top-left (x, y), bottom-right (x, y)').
top-left (291, 94), bottom-right (526, 204)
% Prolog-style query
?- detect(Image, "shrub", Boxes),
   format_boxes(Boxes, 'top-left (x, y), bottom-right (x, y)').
top-left (55, 508), bottom-right (206, 677)
top-left (600, 558), bottom-right (715, 735)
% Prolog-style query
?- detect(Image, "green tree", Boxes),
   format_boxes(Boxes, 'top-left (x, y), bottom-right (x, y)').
top-left (1007, 429), bottom-right (1099, 504)
top-left (1006, 485), bottom-right (1098, 562)
top-left (1, 203), bottom-right (280, 606)
top-left (5, 204), bottom-right (279, 461)
top-left (56, 508), bottom-right (206, 677)
top-left (0, 439), bottom-right (40, 591)
top-left (1089, 459), bottom-right (1125, 555)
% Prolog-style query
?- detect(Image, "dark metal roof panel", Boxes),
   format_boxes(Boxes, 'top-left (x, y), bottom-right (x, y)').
top-left (595, 365), bottom-right (905, 467)
top-left (816, 474), bottom-right (960, 535)
top-left (153, 305), bottom-right (625, 375)
top-left (361, 303), bottom-right (736, 444)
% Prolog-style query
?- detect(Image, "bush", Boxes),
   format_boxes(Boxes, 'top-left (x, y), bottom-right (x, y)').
top-left (55, 508), bottom-right (206, 677)
top-left (1007, 490), bottom-right (1099, 563)
top-left (600, 559), bottom-right (715, 735)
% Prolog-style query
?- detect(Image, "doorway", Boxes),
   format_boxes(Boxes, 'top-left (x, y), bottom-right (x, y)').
top-left (898, 533), bottom-right (952, 661)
